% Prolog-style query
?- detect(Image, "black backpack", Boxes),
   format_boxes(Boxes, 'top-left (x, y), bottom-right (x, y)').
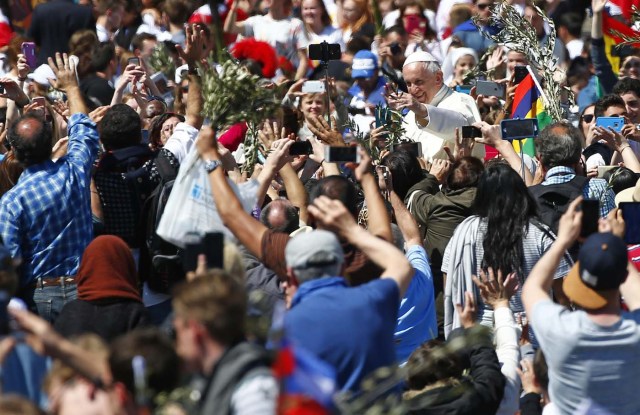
top-left (529, 175), bottom-right (589, 234)
top-left (138, 151), bottom-right (185, 293)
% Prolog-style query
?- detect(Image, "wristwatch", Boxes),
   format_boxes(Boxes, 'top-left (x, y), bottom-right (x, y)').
top-left (203, 159), bottom-right (221, 173)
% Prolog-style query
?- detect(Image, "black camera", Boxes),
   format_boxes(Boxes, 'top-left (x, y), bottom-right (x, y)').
top-left (308, 42), bottom-right (341, 61)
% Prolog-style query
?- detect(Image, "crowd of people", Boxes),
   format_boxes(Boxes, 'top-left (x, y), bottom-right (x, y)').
top-left (0, 0), bottom-right (639, 413)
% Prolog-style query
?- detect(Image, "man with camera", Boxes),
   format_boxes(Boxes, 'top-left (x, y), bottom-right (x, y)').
top-left (386, 51), bottom-right (484, 162)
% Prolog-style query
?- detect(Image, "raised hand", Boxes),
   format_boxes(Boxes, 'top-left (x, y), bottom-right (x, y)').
top-left (308, 196), bottom-right (359, 237)
top-left (429, 159), bottom-right (452, 184)
top-left (47, 53), bottom-right (78, 92)
top-left (176, 24), bottom-right (206, 66)
top-left (455, 291), bottom-right (477, 329)
top-left (472, 268), bottom-right (519, 309)
top-left (307, 115), bottom-right (345, 146)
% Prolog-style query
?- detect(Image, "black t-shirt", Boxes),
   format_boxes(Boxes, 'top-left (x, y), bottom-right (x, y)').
top-left (80, 74), bottom-right (115, 108)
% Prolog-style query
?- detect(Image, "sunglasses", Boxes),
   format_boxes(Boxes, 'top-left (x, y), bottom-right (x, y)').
top-left (582, 114), bottom-right (594, 123)
top-left (477, 3), bottom-right (492, 9)
top-left (624, 60), bottom-right (640, 69)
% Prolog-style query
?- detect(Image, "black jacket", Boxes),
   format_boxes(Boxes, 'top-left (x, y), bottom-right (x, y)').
top-left (404, 330), bottom-right (506, 415)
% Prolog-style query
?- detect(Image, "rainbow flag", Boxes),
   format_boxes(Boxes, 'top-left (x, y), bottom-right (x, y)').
top-left (509, 71), bottom-right (552, 157)
top-left (602, 10), bottom-right (640, 73)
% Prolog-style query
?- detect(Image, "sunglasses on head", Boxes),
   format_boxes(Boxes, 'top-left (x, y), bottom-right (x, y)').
top-left (582, 114), bottom-right (594, 123)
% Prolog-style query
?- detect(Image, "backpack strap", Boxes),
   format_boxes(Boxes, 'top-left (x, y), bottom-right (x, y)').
top-left (529, 218), bottom-right (575, 265)
top-left (156, 150), bottom-right (178, 182)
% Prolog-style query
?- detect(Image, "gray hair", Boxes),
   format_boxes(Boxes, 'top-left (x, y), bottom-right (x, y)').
top-left (422, 61), bottom-right (441, 74)
top-left (293, 263), bottom-right (342, 284)
top-left (535, 121), bottom-right (582, 169)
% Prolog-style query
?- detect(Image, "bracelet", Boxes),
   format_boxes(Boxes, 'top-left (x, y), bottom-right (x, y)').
top-left (620, 145), bottom-right (631, 152)
top-left (17, 77), bottom-right (26, 83)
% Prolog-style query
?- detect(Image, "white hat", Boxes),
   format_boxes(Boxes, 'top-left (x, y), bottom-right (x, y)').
top-left (403, 51), bottom-right (440, 68)
top-left (27, 64), bottom-right (56, 87)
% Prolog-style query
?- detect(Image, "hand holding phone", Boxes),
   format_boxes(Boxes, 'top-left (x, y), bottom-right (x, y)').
top-left (127, 57), bottom-right (141, 67)
top-left (579, 199), bottom-right (600, 238)
top-left (461, 126), bottom-right (482, 138)
top-left (595, 117), bottom-right (625, 133)
top-left (325, 146), bottom-right (361, 163)
top-left (21, 42), bottom-right (36, 69)
top-left (289, 141), bottom-right (313, 155)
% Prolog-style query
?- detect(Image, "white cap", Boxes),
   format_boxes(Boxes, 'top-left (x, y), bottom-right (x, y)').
top-left (403, 51), bottom-right (440, 68)
top-left (27, 64), bottom-right (56, 86)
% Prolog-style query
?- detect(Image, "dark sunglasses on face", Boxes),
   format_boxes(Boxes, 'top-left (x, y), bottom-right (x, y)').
top-left (582, 114), bottom-right (594, 123)
top-left (477, 3), bottom-right (492, 9)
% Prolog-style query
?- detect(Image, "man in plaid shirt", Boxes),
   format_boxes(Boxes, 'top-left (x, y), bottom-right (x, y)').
top-left (0, 53), bottom-right (99, 324)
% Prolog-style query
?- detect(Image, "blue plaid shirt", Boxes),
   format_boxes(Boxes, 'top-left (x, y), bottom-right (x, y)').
top-left (0, 114), bottom-right (99, 287)
top-left (541, 166), bottom-right (615, 218)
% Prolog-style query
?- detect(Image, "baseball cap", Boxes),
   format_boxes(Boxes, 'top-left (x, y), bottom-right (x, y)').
top-left (285, 230), bottom-right (344, 270)
top-left (351, 50), bottom-right (378, 79)
top-left (615, 177), bottom-right (640, 206)
top-left (563, 232), bottom-right (629, 310)
top-left (27, 64), bottom-right (56, 87)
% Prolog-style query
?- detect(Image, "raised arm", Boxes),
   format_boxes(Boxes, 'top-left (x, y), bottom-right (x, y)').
top-left (356, 148), bottom-right (393, 241)
top-left (176, 24), bottom-right (205, 130)
top-left (223, 0), bottom-right (245, 35)
top-left (522, 198), bottom-right (582, 316)
top-left (197, 126), bottom-right (272, 257)
top-left (49, 53), bottom-right (87, 115)
top-left (309, 196), bottom-right (413, 297)
top-left (387, 176), bottom-right (422, 246)
top-left (474, 121), bottom-right (534, 186)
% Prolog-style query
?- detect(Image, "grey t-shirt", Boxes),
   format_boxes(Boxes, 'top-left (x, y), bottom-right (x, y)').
top-left (532, 300), bottom-right (640, 414)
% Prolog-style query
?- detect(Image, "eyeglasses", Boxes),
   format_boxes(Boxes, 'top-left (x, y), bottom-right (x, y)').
top-left (582, 114), bottom-right (594, 123)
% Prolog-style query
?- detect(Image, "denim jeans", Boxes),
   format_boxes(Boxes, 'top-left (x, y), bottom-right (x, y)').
top-left (22, 281), bottom-right (78, 325)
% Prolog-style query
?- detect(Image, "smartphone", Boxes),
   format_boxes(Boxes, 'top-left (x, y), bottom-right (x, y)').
top-left (183, 232), bottom-right (224, 272)
top-left (596, 116), bottom-right (625, 133)
top-left (500, 118), bottom-right (539, 140)
top-left (128, 57), bottom-right (141, 67)
top-left (597, 165), bottom-right (618, 178)
top-left (391, 142), bottom-right (422, 158)
top-left (289, 141), bottom-right (313, 155)
top-left (461, 125), bottom-right (482, 138)
top-left (325, 146), bottom-right (361, 163)
top-left (302, 80), bottom-right (326, 94)
top-left (21, 42), bottom-right (36, 69)
top-left (513, 65), bottom-right (529, 84)
top-left (475, 80), bottom-right (506, 99)
top-left (620, 202), bottom-right (640, 244)
top-left (580, 199), bottom-right (600, 238)
top-left (308, 42), bottom-right (341, 61)
top-left (404, 14), bottom-right (427, 35)
top-left (455, 84), bottom-right (473, 94)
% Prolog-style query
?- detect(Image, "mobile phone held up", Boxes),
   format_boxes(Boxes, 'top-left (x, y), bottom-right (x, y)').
top-left (289, 141), bottom-right (313, 156)
top-left (391, 142), bottom-right (422, 158)
top-left (183, 232), bottom-right (224, 273)
top-left (513, 66), bottom-right (529, 84)
top-left (475, 80), bottom-right (506, 99)
top-left (596, 116), bottom-right (625, 133)
top-left (620, 202), bottom-right (640, 244)
top-left (461, 126), bottom-right (482, 139)
top-left (21, 42), bottom-right (36, 69)
top-left (325, 146), bottom-right (361, 163)
top-left (127, 57), bottom-right (141, 67)
top-left (500, 118), bottom-right (539, 141)
top-left (308, 42), bottom-right (341, 61)
top-left (580, 199), bottom-right (599, 238)
top-left (302, 80), bottom-right (325, 94)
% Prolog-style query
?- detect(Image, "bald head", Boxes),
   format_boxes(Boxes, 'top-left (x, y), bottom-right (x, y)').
top-left (260, 199), bottom-right (300, 234)
top-left (8, 113), bottom-right (52, 166)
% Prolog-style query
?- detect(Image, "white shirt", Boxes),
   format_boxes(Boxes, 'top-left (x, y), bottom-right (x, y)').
top-left (242, 15), bottom-right (310, 67)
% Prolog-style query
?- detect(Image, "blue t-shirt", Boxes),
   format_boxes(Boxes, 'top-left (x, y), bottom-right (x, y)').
top-left (395, 245), bottom-right (437, 365)
top-left (285, 277), bottom-right (400, 392)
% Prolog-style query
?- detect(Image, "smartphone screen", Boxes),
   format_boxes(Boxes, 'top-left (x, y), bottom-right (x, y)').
top-left (580, 199), bottom-right (600, 238)
top-left (475, 80), bottom-right (506, 98)
top-left (289, 141), bottom-right (313, 156)
top-left (500, 118), bottom-right (539, 140)
top-left (391, 142), bottom-right (422, 158)
top-left (620, 202), bottom-right (640, 244)
top-left (182, 232), bottom-right (224, 272)
top-left (325, 146), bottom-right (360, 163)
top-left (461, 126), bottom-right (482, 138)
top-left (128, 57), bottom-right (140, 67)
top-left (513, 66), bottom-right (529, 84)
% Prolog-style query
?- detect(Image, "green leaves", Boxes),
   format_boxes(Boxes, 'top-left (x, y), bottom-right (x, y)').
top-left (147, 43), bottom-right (177, 81)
